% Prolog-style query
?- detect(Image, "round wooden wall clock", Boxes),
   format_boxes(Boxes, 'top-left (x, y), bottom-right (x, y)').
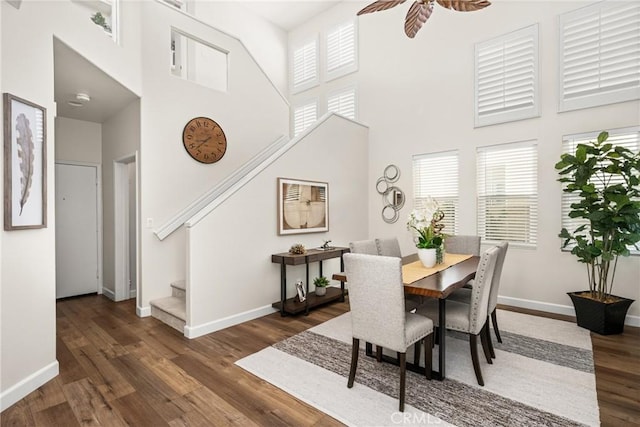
top-left (182, 117), bottom-right (227, 164)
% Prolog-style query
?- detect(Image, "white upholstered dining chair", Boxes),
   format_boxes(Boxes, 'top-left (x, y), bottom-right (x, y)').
top-left (348, 239), bottom-right (378, 255)
top-left (375, 237), bottom-right (402, 257)
top-left (415, 245), bottom-right (500, 386)
top-left (447, 242), bottom-right (509, 357)
top-left (344, 253), bottom-right (434, 411)
top-left (444, 235), bottom-right (481, 256)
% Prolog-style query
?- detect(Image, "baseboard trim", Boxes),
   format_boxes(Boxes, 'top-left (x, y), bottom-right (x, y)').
top-left (102, 287), bottom-right (116, 301)
top-left (498, 295), bottom-right (640, 327)
top-left (137, 305), bottom-right (151, 317)
top-left (184, 304), bottom-right (278, 339)
top-left (0, 361), bottom-right (59, 412)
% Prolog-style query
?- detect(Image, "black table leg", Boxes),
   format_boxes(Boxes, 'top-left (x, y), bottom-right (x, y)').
top-left (437, 298), bottom-right (446, 380)
top-left (280, 261), bottom-right (286, 316)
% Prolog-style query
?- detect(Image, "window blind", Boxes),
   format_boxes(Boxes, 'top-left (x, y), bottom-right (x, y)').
top-left (475, 24), bottom-right (539, 127)
top-left (292, 38), bottom-right (318, 92)
top-left (559, 2), bottom-right (640, 111)
top-left (477, 142), bottom-right (538, 245)
top-left (327, 87), bottom-right (356, 119)
top-left (326, 20), bottom-right (357, 80)
top-left (561, 127), bottom-right (640, 254)
top-left (293, 100), bottom-right (318, 137)
top-left (413, 151), bottom-right (459, 234)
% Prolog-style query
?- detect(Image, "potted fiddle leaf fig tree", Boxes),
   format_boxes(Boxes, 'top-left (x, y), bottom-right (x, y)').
top-left (555, 130), bottom-right (640, 334)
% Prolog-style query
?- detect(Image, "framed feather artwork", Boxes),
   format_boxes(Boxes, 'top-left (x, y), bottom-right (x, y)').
top-left (3, 93), bottom-right (47, 230)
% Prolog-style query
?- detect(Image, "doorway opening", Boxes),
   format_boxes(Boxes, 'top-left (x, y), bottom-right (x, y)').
top-left (114, 153), bottom-right (139, 303)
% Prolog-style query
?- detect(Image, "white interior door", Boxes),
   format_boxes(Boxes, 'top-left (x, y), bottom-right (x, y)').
top-left (55, 163), bottom-right (99, 298)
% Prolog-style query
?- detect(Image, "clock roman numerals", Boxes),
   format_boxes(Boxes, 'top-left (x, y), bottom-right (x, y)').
top-left (182, 117), bottom-right (226, 164)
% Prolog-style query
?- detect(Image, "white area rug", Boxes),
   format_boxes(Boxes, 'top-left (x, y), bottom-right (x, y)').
top-left (236, 310), bottom-right (599, 426)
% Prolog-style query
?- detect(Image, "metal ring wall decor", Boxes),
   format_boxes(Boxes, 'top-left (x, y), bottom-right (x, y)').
top-left (377, 165), bottom-right (405, 223)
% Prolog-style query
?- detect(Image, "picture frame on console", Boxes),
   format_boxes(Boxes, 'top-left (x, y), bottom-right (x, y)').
top-left (3, 93), bottom-right (47, 230)
top-left (277, 177), bottom-right (328, 235)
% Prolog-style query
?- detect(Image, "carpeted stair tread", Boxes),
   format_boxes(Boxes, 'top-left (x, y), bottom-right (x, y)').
top-left (171, 280), bottom-right (186, 291)
top-left (150, 296), bottom-right (186, 320)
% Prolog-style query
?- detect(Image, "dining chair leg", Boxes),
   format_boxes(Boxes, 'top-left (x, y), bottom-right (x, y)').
top-left (399, 352), bottom-right (406, 412)
top-left (491, 309), bottom-right (503, 343)
top-left (413, 341), bottom-right (421, 366)
top-left (480, 324), bottom-right (493, 364)
top-left (348, 338), bottom-right (359, 388)
top-left (469, 334), bottom-right (485, 386)
top-left (424, 334), bottom-right (433, 380)
top-left (486, 316), bottom-right (496, 359)
top-left (376, 345), bottom-right (382, 362)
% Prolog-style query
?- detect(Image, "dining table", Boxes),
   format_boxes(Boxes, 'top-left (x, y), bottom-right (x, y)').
top-left (333, 253), bottom-right (480, 381)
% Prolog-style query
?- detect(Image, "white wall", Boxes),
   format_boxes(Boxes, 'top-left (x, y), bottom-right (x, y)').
top-left (292, 1), bottom-right (640, 319)
top-left (0, 0), bottom-right (142, 408)
top-left (55, 117), bottom-right (102, 163)
top-left (138, 2), bottom-right (290, 310)
top-left (186, 115), bottom-right (369, 336)
top-left (190, 1), bottom-right (288, 96)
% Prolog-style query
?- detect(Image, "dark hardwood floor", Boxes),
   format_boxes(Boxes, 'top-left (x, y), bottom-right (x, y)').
top-left (1, 296), bottom-right (638, 426)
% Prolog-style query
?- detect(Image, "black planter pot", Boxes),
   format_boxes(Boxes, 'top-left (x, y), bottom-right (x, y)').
top-left (568, 291), bottom-right (635, 335)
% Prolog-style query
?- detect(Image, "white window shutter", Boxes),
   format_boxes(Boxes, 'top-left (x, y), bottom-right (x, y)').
top-left (477, 141), bottom-right (538, 245)
top-left (292, 38), bottom-right (318, 93)
top-left (325, 20), bottom-right (358, 81)
top-left (559, 2), bottom-right (640, 111)
top-left (327, 87), bottom-right (357, 119)
top-left (293, 100), bottom-right (318, 137)
top-left (475, 24), bottom-right (539, 127)
top-left (561, 127), bottom-right (640, 254)
top-left (413, 151), bottom-right (459, 234)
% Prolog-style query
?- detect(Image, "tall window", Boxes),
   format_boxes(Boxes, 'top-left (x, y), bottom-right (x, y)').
top-left (475, 24), bottom-right (539, 127)
top-left (291, 38), bottom-right (319, 93)
top-left (327, 87), bottom-right (357, 119)
top-left (413, 151), bottom-right (459, 234)
top-left (477, 141), bottom-right (538, 245)
top-left (559, 2), bottom-right (640, 112)
top-left (293, 100), bottom-right (318, 137)
top-left (561, 127), bottom-right (640, 254)
top-left (325, 20), bottom-right (358, 81)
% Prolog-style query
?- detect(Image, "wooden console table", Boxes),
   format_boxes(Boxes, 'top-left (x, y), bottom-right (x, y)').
top-left (271, 246), bottom-right (350, 316)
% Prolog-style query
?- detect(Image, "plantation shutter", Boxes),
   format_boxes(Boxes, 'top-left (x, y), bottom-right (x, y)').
top-left (413, 151), bottom-right (459, 234)
top-left (561, 127), bottom-right (640, 254)
top-left (326, 20), bottom-right (357, 80)
top-left (292, 38), bottom-right (318, 92)
top-left (327, 87), bottom-right (356, 119)
top-left (475, 24), bottom-right (539, 127)
top-left (559, 2), bottom-right (640, 111)
top-left (293, 100), bottom-right (317, 137)
top-left (477, 142), bottom-right (538, 245)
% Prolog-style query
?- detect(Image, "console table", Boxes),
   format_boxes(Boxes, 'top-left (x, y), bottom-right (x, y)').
top-left (271, 246), bottom-right (350, 316)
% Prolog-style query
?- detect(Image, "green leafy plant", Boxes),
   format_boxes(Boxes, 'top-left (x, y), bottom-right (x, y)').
top-left (91, 12), bottom-right (111, 32)
top-left (555, 130), bottom-right (640, 301)
top-left (313, 276), bottom-right (330, 287)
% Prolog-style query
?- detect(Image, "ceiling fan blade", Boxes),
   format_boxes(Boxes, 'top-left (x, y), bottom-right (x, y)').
top-left (357, 0), bottom-right (407, 16)
top-left (436, 0), bottom-right (491, 12)
top-left (404, 1), bottom-right (434, 38)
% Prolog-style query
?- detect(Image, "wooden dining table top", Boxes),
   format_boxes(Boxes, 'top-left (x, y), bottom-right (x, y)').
top-left (401, 254), bottom-right (479, 298)
top-left (332, 254), bottom-right (480, 299)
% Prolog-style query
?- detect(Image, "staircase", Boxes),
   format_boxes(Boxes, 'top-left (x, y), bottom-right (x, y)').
top-left (150, 280), bottom-right (186, 332)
